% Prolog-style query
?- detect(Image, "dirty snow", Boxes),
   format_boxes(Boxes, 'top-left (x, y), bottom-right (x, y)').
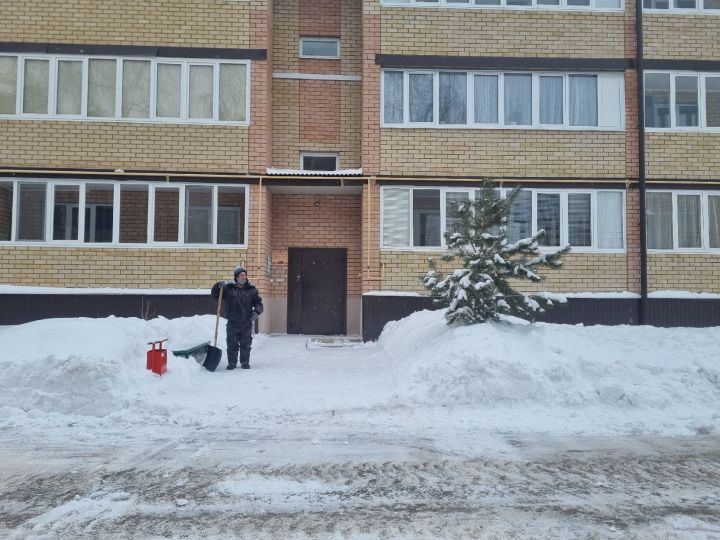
top-left (1, 310), bottom-right (719, 538)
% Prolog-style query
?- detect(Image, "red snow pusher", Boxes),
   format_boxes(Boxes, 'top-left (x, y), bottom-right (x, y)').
top-left (146, 339), bottom-right (168, 375)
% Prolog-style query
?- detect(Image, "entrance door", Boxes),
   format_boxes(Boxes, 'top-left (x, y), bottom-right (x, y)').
top-left (287, 248), bottom-right (346, 335)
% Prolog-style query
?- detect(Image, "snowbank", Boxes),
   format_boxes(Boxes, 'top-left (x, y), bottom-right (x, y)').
top-left (381, 309), bottom-right (720, 422)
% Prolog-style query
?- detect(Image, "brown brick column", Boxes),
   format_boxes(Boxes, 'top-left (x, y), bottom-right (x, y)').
top-left (362, 6), bottom-right (380, 175)
top-left (625, 187), bottom-right (641, 294)
top-left (250, 9), bottom-right (272, 174)
top-left (362, 180), bottom-right (381, 293)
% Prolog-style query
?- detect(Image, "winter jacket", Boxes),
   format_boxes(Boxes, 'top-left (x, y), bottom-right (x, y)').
top-left (211, 280), bottom-right (264, 325)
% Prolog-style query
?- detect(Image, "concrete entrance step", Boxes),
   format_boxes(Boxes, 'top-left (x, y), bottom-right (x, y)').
top-left (306, 336), bottom-right (364, 349)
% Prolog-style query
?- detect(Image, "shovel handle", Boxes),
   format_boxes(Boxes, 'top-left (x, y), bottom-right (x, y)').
top-left (213, 284), bottom-right (224, 347)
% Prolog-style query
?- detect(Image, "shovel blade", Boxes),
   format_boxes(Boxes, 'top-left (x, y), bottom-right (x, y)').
top-left (202, 345), bottom-right (222, 372)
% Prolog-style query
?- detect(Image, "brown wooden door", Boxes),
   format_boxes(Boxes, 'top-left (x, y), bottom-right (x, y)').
top-left (287, 248), bottom-right (347, 335)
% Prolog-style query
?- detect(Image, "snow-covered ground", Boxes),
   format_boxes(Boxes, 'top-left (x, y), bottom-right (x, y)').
top-left (1, 310), bottom-right (719, 538)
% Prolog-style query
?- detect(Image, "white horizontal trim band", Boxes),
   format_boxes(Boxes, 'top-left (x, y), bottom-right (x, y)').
top-left (273, 72), bottom-right (362, 81)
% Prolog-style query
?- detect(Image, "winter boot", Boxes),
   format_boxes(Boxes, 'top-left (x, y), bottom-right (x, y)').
top-left (226, 364), bottom-right (236, 370)
top-left (240, 363), bottom-right (250, 369)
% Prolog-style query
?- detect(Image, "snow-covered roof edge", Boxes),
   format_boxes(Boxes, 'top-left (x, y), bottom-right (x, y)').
top-left (265, 167), bottom-right (363, 176)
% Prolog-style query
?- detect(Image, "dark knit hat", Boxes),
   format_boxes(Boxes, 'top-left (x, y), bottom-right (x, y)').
top-left (233, 266), bottom-right (247, 278)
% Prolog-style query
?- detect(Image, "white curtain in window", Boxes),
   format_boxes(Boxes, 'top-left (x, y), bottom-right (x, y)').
top-left (189, 65), bottom-right (214, 119)
top-left (508, 189), bottom-right (531, 243)
top-left (569, 75), bottom-right (597, 127)
top-left (677, 194), bottom-right (701, 248)
top-left (219, 64), bottom-right (246, 122)
top-left (122, 60), bottom-right (150, 118)
top-left (597, 191), bottom-right (624, 249)
top-left (646, 192), bottom-right (673, 249)
top-left (88, 59), bottom-right (117, 117)
top-left (540, 76), bottom-right (563, 125)
top-left (156, 64), bottom-right (181, 118)
top-left (504, 74), bottom-right (531, 126)
top-left (0, 56), bottom-right (18, 114)
top-left (409, 73), bottom-right (433, 123)
top-left (439, 72), bottom-right (467, 125)
top-left (537, 193), bottom-right (561, 246)
top-left (23, 59), bottom-right (49, 114)
top-left (383, 71), bottom-right (403, 124)
top-left (568, 193), bottom-right (591, 247)
top-left (56, 60), bottom-right (82, 115)
top-left (474, 74), bottom-right (498, 124)
top-left (709, 195), bottom-right (720, 249)
top-left (382, 188), bottom-right (410, 247)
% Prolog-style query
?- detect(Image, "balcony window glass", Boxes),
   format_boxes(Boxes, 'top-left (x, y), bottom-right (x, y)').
top-left (409, 73), bottom-right (433, 123)
top-left (439, 72), bottom-right (467, 125)
top-left (677, 194), bottom-right (701, 248)
top-left (154, 188), bottom-right (179, 242)
top-left (675, 76), bottom-right (699, 128)
top-left (384, 71), bottom-right (404, 124)
top-left (537, 193), bottom-right (561, 246)
top-left (23, 59), bottom-right (49, 114)
top-left (119, 185), bottom-right (148, 243)
top-left (504, 74), bottom-right (532, 126)
top-left (540, 76), bottom-right (563, 125)
top-left (122, 60), bottom-right (151, 118)
top-left (413, 189), bottom-right (441, 246)
top-left (219, 63), bottom-right (246, 122)
top-left (56, 60), bottom-right (82, 115)
top-left (569, 75), bottom-right (597, 126)
top-left (0, 182), bottom-right (12, 241)
top-left (88, 59), bottom-right (116, 117)
top-left (17, 183), bottom-right (47, 241)
top-left (568, 193), bottom-right (591, 247)
top-left (474, 74), bottom-right (498, 124)
top-left (85, 184), bottom-right (114, 243)
top-left (645, 73), bottom-right (670, 128)
top-left (0, 57), bottom-right (17, 114)
top-left (156, 63), bottom-right (181, 118)
top-left (706, 77), bottom-right (720, 128)
top-left (189, 65), bottom-right (213, 119)
top-left (185, 186), bottom-right (213, 243)
top-left (597, 191), bottom-right (624, 249)
top-left (52, 185), bottom-right (80, 241)
top-left (647, 192), bottom-right (673, 249)
top-left (508, 190), bottom-right (531, 243)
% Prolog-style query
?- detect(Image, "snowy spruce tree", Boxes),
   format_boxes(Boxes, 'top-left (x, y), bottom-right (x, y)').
top-left (424, 179), bottom-right (570, 325)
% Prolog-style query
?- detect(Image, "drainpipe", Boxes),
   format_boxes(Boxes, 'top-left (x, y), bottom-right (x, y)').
top-left (636, 0), bottom-right (648, 325)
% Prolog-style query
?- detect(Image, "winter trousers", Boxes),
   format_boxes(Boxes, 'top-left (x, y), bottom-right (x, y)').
top-left (226, 322), bottom-right (253, 367)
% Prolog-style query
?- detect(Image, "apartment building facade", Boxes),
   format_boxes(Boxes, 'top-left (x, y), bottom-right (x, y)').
top-left (1, 0), bottom-right (719, 337)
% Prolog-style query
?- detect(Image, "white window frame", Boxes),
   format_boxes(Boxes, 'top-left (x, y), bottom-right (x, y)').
top-left (299, 38), bottom-right (341, 59)
top-left (380, 186), bottom-right (626, 253)
top-left (645, 71), bottom-right (720, 132)
top-left (0, 53), bottom-right (250, 125)
top-left (381, 70), bottom-right (624, 130)
top-left (0, 178), bottom-right (249, 248)
top-left (643, 0), bottom-right (720, 13)
top-left (300, 152), bottom-right (340, 171)
top-left (381, 0), bottom-right (624, 11)
top-left (646, 190), bottom-right (720, 252)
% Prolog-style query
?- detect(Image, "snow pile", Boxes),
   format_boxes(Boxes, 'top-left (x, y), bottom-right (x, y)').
top-left (382, 309), bottom-right (720, 415)
top-left (0, 316), bottom-right (225, 418)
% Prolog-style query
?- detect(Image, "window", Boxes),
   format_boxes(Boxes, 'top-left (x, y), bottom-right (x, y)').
top-left (645, 72), bottom-right (720, 131)
top-left (504, 74), bottom-right (532, 126)
top-left (382, 70), bottom-right (623, 129)
top-left (644, 0), bottom-right (719, 10)
top-left (0, 54), bottom-right (249, 124)
top-left (301, 153), bottom-right (339, 171)
top-left (0, 180), bottom-right (248, 247)
top-left (646, 191), bottom-right (720, 251)
top-left (300, 38), bottom-right (340, 59)
top-left (0, 181), bottom-right (13, 241)
top-left (381, 0), bottom-right (622, 9)
top-left (381, 187), bottom-right (625, 251)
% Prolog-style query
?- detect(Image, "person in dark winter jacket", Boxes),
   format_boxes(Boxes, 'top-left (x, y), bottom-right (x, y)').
top-left (211, 266), bottom-right (264, 370)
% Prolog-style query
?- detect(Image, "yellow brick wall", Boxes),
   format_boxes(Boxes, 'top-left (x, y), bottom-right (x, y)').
top-left (1, 0), bottom-right (264, 47)
top-left (379, 251), bottom-right (629, 293)
top-left (0, 121), bottom-right (250, 174)
top-left (646, 133), bottom-right (720, 180)
top-left (0, 246), bottom-right (247, 288)
top-left (380, 8), bottom-right (626, 58)
top-left (273, 0), bottom-right (361, 75)
top-left (648, 254), bottom-right (720, 293)
top-left (271, 79), bottom-right (361, 169)
top-left (273, 0), bottom-right (300, 72)
top-left (644, 15), bottom-right (720, 61)
top-left (380, 130), bottom-right (626, 177)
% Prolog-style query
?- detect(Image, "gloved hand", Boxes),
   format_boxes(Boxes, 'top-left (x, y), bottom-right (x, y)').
top-left (250, 311), bottom-right (259, 323)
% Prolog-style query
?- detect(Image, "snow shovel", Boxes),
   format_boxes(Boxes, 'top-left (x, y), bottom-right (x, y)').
top-left (202, 285), bottom-right (224, 372)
